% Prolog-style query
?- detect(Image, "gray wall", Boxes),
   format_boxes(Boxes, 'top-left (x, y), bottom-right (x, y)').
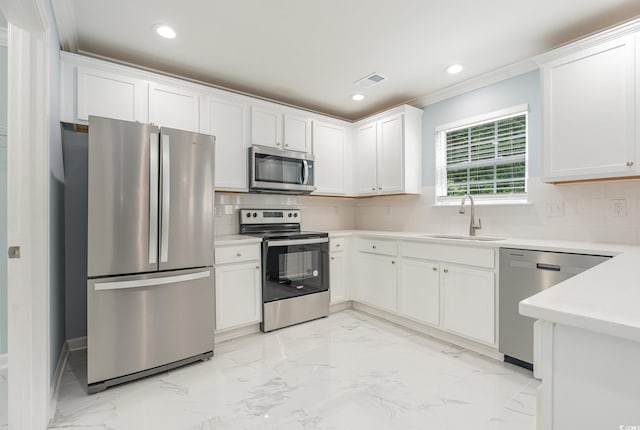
top-left (62, 127), bottom-right (87, 340)
top-left (421, 70), bottom-right (541, 186)
top-left (0, 44), bottom-right (7, 354)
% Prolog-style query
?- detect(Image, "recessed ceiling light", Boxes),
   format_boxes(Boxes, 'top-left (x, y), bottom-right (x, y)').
top-left (352, 94), bottom-right (365, 101)
top-left (154, 25), bottom-right (176, 39)
top-left (446, 64), bottom-right (463, 74)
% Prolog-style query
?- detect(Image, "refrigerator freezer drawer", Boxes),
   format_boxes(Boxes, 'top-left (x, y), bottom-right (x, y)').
top-left (87, 268), bottom-right (214, 390)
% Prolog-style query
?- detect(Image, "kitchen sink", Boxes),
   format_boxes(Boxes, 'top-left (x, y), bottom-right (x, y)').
top-left (422, 234), bottom-right (505, 242)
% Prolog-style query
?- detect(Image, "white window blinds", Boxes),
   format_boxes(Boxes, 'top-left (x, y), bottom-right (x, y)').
top-left (435, 106), bottom-right (528, 203)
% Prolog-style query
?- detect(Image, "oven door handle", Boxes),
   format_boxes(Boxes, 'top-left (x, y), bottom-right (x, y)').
top-left (267, 237), bottom-right (329, 247)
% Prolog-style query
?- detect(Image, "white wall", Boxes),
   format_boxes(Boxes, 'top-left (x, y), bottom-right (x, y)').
top-left (0, 43), bottom-right (7, 354)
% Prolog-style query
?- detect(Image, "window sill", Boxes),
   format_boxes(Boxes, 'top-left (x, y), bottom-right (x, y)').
top-left (433, 199), bottom-right (531, 207)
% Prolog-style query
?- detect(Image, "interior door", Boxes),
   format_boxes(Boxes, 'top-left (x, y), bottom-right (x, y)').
top-left (87, 117), bottom-right (159, 277)
top-left (159, 127), bottom-right (215, 271)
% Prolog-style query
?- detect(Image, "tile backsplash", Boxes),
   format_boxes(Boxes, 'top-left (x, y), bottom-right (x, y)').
top-left (215, 192), bottom-right (357, 235)
top-left (216, 177), bottom-right (640, 245)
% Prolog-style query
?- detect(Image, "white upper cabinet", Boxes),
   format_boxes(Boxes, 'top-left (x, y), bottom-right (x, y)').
top-left (250, 105), bottom-right (311, 152)
top-left (355, 105), bottom-right (422, 196)
top-left (283, 114), bottom-right (311, 152)
top-left (202, 96), bottom-right (250, 191)
top-left (356, 122), bottom-right (379, 195)
top-left (312, 121), bottom-right (347, 195)
top-left (251, 106), bottom-right (280, 148)
top-left (539, 32), bottom-right (639, 182)
top-left (75, 66), bottom-right (148, 123)
top-left (148, 83), bottom-right (200, 132)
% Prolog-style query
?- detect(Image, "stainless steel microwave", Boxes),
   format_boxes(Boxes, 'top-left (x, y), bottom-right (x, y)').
top-left (249, 145), bottom-right (315, 194)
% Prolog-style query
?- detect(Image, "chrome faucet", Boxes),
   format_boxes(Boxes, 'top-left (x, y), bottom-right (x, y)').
top-left (458, 194), bottom-right (482, 236)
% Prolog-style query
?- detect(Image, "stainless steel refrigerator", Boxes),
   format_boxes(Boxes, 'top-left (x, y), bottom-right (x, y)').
top-left (86, 116), bottom-right (215, 394)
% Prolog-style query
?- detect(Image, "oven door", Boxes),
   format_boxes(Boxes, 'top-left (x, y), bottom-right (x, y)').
top-left (250, 145), bottom-right (315, 194)
top-left (263, 237), bottom-right (328, 302)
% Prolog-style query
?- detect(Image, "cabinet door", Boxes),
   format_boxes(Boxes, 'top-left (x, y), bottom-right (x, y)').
top-left (77, 66), bottom-right (147, 122)
top-left (356, 253), bottom-right (397, 312)
top-left (313, 121), bottom-right (346, 195)
top-left (149, 83), bottom-right (200, 132)
top-left (543, 35), bottom-right (637, 181)
top-left (204, 97), bottom-right (249, 191)
top-left (378, 114), bottom-right (404, 193)
top-left (215, 262), bottom-right (262, 331)
top-left (283, 114), bottom-right (311, 152)
top-left (442, 264), bottom-right (495, 345)
top-left (356, 122), bottom-right (378, 195)
top-left (330, 252), bottom-right (346, 304)
top-left (251, 106), bottom-right (281, 148)
top-left (399, 258), bottom-right (439, 326)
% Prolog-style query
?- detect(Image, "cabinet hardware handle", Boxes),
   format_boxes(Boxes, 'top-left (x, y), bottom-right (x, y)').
top-left (432, 267), bottom-right (438, 271)
top-left (277, 142), bottom-right (281, 146)
top-left (378, 187), bottom-right (382, 190)
top-left (236, 253), bottom-right (242, 257)
top-left (627, 161), bottom-right (634, 167)
top-left (371, 187), bottom-right (376, 191)
top-left (372, 245), bottom-right (376, 249)
top-left (256, 266), bottom-right (260, 270)
top-left (336, 244), bottom-right (340, 247)
top-left (331, 257), bottom-right (335, 260)
top-left (285, 144), bottom-right (289, 147)
top-left (443, 268), bottom-right (448, 273)
top-left (391, 261), bottom-right (396, 264)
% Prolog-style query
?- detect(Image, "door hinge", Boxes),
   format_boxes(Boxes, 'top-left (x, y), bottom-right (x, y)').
top-left (8, 246), bottom-right (20, 259)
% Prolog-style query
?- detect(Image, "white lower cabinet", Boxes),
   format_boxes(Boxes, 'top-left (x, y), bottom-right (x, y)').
top-left (330, 252), bottom-right (346, 303)
top-left (355, 252), bottom-right (398, 313)
top-left (399, 258), bottom-right (440, 326)
top-left (441, 264), bottom-right (495, 345)
top-left (214, 243), bottom-right (262, 332)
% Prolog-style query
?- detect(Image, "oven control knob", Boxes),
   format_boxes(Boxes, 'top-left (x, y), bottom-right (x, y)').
top-left (294, 213), bottom-right (298, 218)
top-left (288, 213), bottom-right (292, 217)
top-left (252, 212), bottom-right (258, 217)
top-left (245, 213), bottom-right (251, 218)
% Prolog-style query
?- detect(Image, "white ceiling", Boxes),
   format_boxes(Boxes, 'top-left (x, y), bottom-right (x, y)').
top-left (55, 0), bottom-right (640, 120)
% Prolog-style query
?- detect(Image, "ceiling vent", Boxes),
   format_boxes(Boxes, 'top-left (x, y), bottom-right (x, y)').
top-left (354, 72), bottom-right (387, 89)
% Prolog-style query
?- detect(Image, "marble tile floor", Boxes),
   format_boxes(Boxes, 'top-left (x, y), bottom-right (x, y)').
top-left (49, 310), bottom-right (538, 430)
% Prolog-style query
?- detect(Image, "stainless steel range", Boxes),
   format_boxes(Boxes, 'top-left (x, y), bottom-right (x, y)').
top-left (239, 209), bottom-right (329, 332)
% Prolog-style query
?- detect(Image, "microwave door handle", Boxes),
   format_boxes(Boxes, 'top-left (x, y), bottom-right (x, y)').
top-left (302, 159), bottom-right (309, 185)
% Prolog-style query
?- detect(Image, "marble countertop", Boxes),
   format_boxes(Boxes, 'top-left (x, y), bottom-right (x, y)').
top-left (328, 229), bottom-right (640, 343)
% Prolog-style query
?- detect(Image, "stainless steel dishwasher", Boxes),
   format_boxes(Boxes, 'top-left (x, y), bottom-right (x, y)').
top-left (499, 248), bottom-right (610, 369)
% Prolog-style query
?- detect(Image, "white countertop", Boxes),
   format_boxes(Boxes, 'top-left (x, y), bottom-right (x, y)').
top-left (215, 234), bottom-right (262, 246)
top-left (329, 229), bottom-right (640, 343)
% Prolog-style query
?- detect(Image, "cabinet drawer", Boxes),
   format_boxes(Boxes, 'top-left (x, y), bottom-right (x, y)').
top-left (356, 238), bottom-right (397, 256)
top-left (401, 241), bottom-right (494, 269)
top-left (215, 244), bottom-right (260, 265)
top-left (330, 237), bottom-right (346, 252)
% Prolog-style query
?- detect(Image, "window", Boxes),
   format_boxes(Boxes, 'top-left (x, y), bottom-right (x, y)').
top-left (435, 105), bottom-right (528, 204)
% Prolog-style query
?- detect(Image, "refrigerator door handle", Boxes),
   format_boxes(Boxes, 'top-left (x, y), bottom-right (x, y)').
top-left (160, 134), bottom-right (170, 263)
top-left (93, 270), bottom-right (211, 291)
top-left (149, 133), bottom-right (159, 264)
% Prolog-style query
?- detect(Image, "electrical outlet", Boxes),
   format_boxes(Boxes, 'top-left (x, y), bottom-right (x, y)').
top-left (610, 199), bottom-right (627, 217)
top-left (545, 202), bottom-right (564, 217)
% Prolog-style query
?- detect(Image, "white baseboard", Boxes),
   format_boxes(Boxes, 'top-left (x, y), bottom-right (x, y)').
top-left (330, 300), bottom-right (353, 314)
top-left (352, 302), bottom-right (504, 361)
top-left (49, 343), bottom-right (69, 421)
top-left (214, 324), bottom-right (261, 344)
top-left (66, 336), bottom-right (87, 351)
top-left (0, 353), bottom-right (7, 370)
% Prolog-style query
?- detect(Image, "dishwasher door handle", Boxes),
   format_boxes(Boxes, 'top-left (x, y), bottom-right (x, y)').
top-left (536, 263), bottom-right (561, 272)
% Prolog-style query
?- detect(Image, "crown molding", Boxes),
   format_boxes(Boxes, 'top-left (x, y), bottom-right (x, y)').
top-left (51, 0), bottom-right (78, 52)
top-left (406, 58), bottom-right (538, 110)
